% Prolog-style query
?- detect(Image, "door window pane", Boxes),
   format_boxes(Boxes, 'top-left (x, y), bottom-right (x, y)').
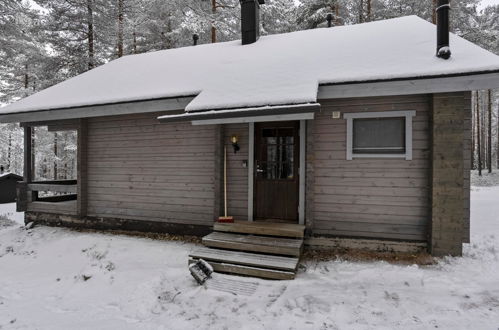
top-left (353, 117), bottom-right (405, 154)
top-left (257, 125), bottom-right (295, 180)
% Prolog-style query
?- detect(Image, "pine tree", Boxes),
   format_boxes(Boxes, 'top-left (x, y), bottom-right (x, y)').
top-left (296, 0), bottom-right (340, 29)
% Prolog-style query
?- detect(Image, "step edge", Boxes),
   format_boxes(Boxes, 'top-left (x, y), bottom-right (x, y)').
top-left (202, 239), bottom-right (301, 257)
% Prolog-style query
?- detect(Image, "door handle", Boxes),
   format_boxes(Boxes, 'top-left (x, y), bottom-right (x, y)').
top-left (256, 169), bottom-right (264, 173)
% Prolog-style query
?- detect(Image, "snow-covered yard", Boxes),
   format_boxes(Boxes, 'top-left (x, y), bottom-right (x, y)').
top-left (1, 186), bottom-right (499, 330)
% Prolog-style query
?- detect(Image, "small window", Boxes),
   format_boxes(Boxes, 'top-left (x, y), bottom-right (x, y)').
top-left (353, 117), bottom-right (405, 154)
top-left (344, 111), bottom-right (416, 160)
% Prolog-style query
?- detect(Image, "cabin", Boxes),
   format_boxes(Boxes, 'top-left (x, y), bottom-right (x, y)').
top-left (0, 170), bottom-right (23, 203)
top-left (1, 0), bottom-right (499, 279)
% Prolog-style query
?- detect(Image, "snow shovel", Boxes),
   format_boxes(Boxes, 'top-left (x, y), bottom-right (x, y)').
top-left (189, 258), bottom-right (213, 285)
top-left (218, 146), bottom-right (234, 223)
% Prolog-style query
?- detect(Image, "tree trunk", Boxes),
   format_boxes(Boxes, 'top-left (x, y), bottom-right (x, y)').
top-left (471, 92), bottom-right (477, 169)
top-left (367, 0), bottom-right (372, 21)
top-left (87, 0), bottom-right (95, 70)
top-left (477, 91), bottom-right (482, 176)
top-left (211, 0), bottom-right (216, 43)
top-left (335, 4), bottom-right (340, 25)
top-left (432, 0), bottom-right (437, 24)
top-left (359, 0), bottom-right (364, 23)
top-left (31, 129), bottom-right (35, 181)
top-left (54, 133), bottom-right (58, 180)
top-left (24, 64), bottom-right (28, 89)
top-left (133, 30), bottom-right (137, 54)
top-left (497, 90), bottom-right (499, 170)
top-left (481, 92), bottom-right (486, 170)
top-left (117, 0), bottom-right (124, 57)
top-left (7, 130), bottom-right (12, 171)
top-left (488, 89), bottom-right (492, 173)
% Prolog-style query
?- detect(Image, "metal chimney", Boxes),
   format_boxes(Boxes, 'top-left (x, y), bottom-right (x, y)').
top-left (240, 0), bottom-right (265, 45)
top-left (436, 0), bottom-right (451, 59)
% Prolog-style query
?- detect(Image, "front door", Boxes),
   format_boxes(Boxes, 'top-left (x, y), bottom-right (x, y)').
top-left (254, 121), bottom-right (299, 222)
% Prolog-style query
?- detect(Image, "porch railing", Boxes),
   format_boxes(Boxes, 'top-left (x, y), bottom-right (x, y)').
top-left (17, 180), bottom-right (78, 215)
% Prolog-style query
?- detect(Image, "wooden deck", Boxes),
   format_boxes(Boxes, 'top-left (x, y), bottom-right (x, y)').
top-left (213, 221), bottom-right (305, 238)
top-left (203, 232), bottom-right (302, 257)
top-left (190, 221), bottom-right (305, 280)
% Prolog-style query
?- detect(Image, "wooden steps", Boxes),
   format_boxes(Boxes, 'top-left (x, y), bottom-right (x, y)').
top-left (202, 232), bottom-right (302, 257)
top-left (214, 221), bottom-right (305, 238)
top-left (190, 247), bottom-right (299, 271)
top-left (188, 258), bottom-right (296, 280)
top-left (189, 221), bottom-right (305, 280)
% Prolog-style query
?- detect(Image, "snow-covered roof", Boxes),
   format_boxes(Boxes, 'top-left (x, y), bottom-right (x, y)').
top-left (0, 172), bottom-right (22, 180)
top-left (1, 15), bottom-right (499, 115)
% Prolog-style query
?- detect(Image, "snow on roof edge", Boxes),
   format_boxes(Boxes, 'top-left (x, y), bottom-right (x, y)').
top-left (1, 15), bottom-right (499, 116)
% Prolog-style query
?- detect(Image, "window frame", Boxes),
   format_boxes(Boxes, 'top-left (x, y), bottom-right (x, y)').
top-left (343, 110), bottom-right (416, 161)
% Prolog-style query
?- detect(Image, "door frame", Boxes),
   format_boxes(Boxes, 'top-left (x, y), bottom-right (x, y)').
top-left (247, 120), bottom-right (306, 225)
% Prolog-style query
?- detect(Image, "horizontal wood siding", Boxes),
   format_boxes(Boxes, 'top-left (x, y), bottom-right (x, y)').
top-left (86, 112), bottom-right (216, 226)
top-left (312, 95), bottom-right (431, 241)
top-left (224, 123), bottom-right (249, 220)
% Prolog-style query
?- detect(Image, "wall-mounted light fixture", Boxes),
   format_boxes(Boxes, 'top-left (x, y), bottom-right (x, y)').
top-left (231, 135), bottom-right (240, 154)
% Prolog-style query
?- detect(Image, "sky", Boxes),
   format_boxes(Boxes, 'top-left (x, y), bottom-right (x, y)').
top-left (478, 0), bottom-right (499, 9)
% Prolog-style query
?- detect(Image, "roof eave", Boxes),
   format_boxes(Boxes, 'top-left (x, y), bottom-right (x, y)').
top-left (318, 71), bottom-right (499, 100)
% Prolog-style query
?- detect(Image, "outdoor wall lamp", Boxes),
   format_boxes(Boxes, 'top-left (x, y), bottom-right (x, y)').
top-left (231, 135), bottom-right (240, 154)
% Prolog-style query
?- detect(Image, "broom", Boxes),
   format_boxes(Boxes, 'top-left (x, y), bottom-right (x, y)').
top-left (218, 145), bottom-right (234, 223)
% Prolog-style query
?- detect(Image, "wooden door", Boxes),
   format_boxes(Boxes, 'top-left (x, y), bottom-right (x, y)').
top-left (254, 121), bottom-right (299, 222)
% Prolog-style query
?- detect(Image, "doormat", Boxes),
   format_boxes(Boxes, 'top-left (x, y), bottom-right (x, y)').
top-left (206, 275), bottom-right (259, 296)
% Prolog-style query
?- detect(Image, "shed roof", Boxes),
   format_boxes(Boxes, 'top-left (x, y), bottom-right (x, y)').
top-left (0, 173), bottom-right (23, 181)
top-left (1, 15), bottom-right (499, 116)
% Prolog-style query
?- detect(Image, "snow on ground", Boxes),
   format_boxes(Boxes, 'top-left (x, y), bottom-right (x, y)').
top-left (1, 190), bottom-right (499, 329)
top-left (0, 203), bottom-right (24, 227)
top-left (471, 170), bottom-right (499, 187)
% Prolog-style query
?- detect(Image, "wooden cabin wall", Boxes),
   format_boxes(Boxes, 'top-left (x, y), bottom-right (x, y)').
top-left (311, 95), bottom-right (432, 241)
top-left (463, 92), bottom-right (472, 243)
top-left (224, 123), bottom-right (249, 220)
top-left (85, 112), bottom-right (217, 227)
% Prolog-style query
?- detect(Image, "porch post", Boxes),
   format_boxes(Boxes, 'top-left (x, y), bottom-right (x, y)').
top-left (298, 120), bottom-right (306, 225)
top-left (23, 126), bottom-right (32, 183)
top-left (248, 122), bottom-right (255, 221)
top-left (17, 126), bottom-right (33, 213)
top-left (77, 119), bottom-right (88, 218)
top-left (430, 92), bottom-right (467, 257)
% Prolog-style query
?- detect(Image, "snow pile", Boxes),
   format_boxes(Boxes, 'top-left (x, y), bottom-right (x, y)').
top-left (1, 16), bottom-right (499, 115)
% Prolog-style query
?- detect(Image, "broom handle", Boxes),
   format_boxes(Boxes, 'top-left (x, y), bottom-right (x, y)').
top-left (224, 146), bottom-right (228, 217)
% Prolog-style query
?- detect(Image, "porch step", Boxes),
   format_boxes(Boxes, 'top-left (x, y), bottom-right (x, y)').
top-left (188, 258), bottom-right (296, 280)
top-left (189, 247), bottom-right (299, 280)
top-left (202, 232), bottom-right (302, 257)
top-left (214, 221), bottom-right (305, 238)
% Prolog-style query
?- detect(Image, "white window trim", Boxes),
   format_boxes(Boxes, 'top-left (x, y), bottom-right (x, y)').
top-left (343, 110), bottom-right (416, 161)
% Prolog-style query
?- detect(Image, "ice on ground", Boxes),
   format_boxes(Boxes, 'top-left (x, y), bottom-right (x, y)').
top-left (2, 16), bottom-right (499, 115)
top-left (0, 188), bottom-right (499, 329)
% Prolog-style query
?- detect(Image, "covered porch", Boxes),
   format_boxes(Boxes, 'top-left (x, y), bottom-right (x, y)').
top-left (157, 103), bottom-right (320, 280)
top-left (158, 102), bottom-right (320, 227)
top-left (16, 119), bottom-right (87, 218)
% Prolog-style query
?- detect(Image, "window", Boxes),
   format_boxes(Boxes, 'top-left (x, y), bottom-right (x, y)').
top-left (344, 110), bottom-right (416, 160)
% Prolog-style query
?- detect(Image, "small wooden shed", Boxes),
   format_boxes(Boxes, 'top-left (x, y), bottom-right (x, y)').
top-left (0, 173), bottom-right (23, 203)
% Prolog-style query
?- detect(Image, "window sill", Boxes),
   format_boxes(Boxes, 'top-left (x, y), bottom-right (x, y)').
top-left (351, 153), bottom-right (410, 160)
